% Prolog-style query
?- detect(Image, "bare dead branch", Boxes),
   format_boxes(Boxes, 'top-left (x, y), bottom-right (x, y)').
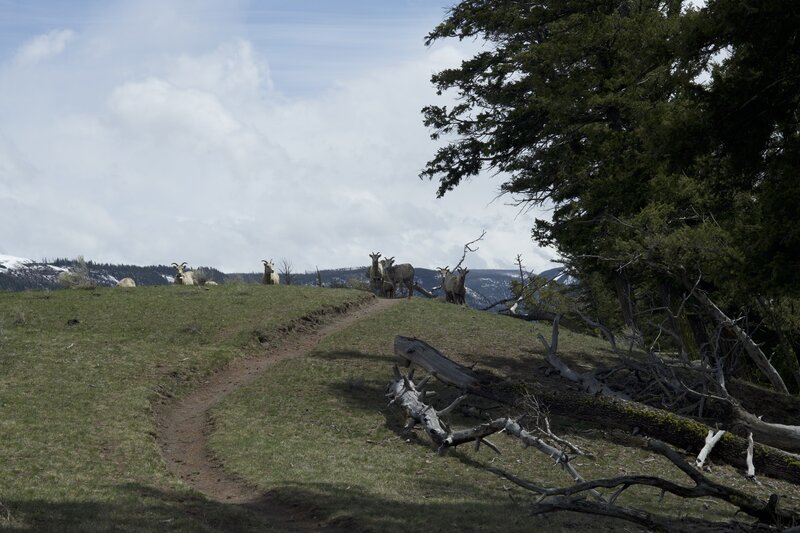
top-left (452, 229), bottom-right (486, 272)
top-left (695, 429), bottom-right (726, 468)
top-left (531, 439), bottom-right (798, 527)
top-left (692, 289), bottom-right (789, 394)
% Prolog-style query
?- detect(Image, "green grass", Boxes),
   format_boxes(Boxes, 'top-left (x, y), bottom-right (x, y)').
top-left (0, 284), bottom-right (371, 530)
top-left (1, 287), bottom-right (798, 531)
top-left (209, 298), bottom-right (800, 531)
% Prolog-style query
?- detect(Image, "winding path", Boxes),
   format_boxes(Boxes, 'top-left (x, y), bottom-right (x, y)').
top-left (155, 295), bottom-right (400, 530)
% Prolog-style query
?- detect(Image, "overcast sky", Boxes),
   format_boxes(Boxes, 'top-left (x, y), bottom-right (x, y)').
top-left (0, 0), bottom-right (557, 273)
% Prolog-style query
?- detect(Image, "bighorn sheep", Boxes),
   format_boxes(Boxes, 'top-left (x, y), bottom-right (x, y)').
top-left (367, 252), bottom-right (386, 296)
top-left (171, 262), bottom-right (196, 285)
top-left (261, 260), bottom-right (280, 285)
top-left (116, 277), bottom-right (136, 288)
top-left (381, 257), bottom-right (415, 299)
top-left (443, 269), bottom-right (458, 303)
top-left (443, 267), bottom-right (469, 304)
top-left (453, 268), bottom-right (469, 304)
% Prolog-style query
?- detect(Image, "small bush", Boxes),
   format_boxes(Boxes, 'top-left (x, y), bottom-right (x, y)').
top-left (345, 277), bottom-right (371, 292)
top-left (58, 256), bottom-right (96, 289)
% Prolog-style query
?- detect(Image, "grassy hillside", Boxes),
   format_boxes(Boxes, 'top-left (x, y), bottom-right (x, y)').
top-left (0, 284), bottom-right (370, 530)
top-left (0, 285), bottom-right (797, 531)
top-left (208, 299), bottom-right (800, 531)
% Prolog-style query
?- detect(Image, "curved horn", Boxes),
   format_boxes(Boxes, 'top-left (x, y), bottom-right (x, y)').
top-left (171, 262), bottom-right (179, 268)
top-left (180, 262), bottom-right (187, 268)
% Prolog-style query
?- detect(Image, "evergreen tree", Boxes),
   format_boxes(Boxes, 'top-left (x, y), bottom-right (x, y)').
top-left (422, 0), bottom-right (800, 388)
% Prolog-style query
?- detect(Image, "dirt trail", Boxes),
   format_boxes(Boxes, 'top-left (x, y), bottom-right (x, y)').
top-left (155, 295), bottom-right (400, 530)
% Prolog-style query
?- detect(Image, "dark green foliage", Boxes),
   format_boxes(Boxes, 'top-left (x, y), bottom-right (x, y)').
top-left (422, 0), bottom-right (800, 388)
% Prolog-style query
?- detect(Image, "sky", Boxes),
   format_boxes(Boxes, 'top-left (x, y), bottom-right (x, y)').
top-left (0, 0), bottom-right (558, 274)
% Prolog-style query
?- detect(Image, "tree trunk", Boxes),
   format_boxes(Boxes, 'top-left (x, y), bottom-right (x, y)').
top-left (686, 311), bottom-right (712, 362)
top-left (613, 269), bottom-right (639, 335)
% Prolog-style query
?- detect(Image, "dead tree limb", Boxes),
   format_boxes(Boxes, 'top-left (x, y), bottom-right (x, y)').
top-left (573, 306), bottom-right (619, 354)
top-left (385, 361), bottom-right (799, 531)
top-left (538, 315), bottom-right (629, 400)
top-left (451, 230), bottom-right (486, 272)
top-left (530, 439), bottom-right (799, 528)
top-left (545, 312), bottom-right (800, 455)
top-left (412, 283), bottom-right (436, 299)
top-left (695, 429), bottom-right (726, 468)
top-left (480, 274), bottom-right (559, 313)
top-left (393, 336), bottom-right (800, 483)
top-left (692, 289), bottom-right (789, 394)
top-left (729, 402), bottom-right (800, 454)
top-left (708, 360), bottom-right (800, 453)
top-left (385, 367), bottom-right (601, 498)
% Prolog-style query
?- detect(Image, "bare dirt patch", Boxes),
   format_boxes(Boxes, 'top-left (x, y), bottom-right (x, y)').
top-left (155, 295), bottom-right (400, 531)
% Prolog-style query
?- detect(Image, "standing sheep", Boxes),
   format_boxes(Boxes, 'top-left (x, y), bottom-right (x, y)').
top-left (171, 262), bottom-right (196, 285)
top-left (453, 268), bottom-right (469, 305)
top-left (443, 267), bottom-right (469, 304)
top-left (381, 257), bottom-right (415, 299)
top-left (443, 269), bottom-right (458, 303)
top-left (367, 252), bottom-right (386, 296)
top-left (261, 260), bottom-right (280, 285)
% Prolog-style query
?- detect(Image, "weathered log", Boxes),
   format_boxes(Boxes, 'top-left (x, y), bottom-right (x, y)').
top-left (412, 283), bottom-right (436, 299)
top-left (386, 367), bottom-right (599, 496)
top-left (539, 317), bottom-right (800, 472)
top-left (386, 365), bottom-right (450, 445)
top-left (394, 336), bottom-right (800, 484)
top-left (393, 336), bottom-right (480, 390)
top-left (730, 403), bottom-right (800, 454)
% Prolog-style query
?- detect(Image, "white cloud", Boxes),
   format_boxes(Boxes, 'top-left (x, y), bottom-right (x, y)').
top-left (14, 29), bottom-right (75, 64)
top-left (109, 78), bottom-right (243, 141)
top-left (0, 1), bottom-right (557, 274)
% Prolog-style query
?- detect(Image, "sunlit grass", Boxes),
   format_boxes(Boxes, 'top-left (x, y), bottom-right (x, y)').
top-left (0, 284), bottom-right (370, 530)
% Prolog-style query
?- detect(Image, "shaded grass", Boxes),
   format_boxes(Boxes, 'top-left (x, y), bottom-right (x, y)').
top-left (0, 284), bottom-right (371, 530)
top-left (210, 299), bottom-right (800, 532)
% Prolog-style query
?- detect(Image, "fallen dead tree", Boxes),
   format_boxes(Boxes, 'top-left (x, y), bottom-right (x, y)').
top-left (536, 314), bottom-right (800, 461)
top-left (385, 360), bottom-right (800, 531)
top-left (392, 335), bottom-right (800, 484)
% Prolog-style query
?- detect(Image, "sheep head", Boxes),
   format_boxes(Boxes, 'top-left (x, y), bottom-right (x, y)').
top-left (436, 266), bottom-right (450, 284)
top-left (171, 262), bottom-right (188, 283)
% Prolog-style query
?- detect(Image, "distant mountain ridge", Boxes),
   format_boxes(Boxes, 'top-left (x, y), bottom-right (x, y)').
top-left (0, 254), bottom-right (562, 310)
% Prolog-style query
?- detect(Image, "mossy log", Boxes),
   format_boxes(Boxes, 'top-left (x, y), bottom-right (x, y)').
top-left (533, 385), bottom-right (800, 485)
